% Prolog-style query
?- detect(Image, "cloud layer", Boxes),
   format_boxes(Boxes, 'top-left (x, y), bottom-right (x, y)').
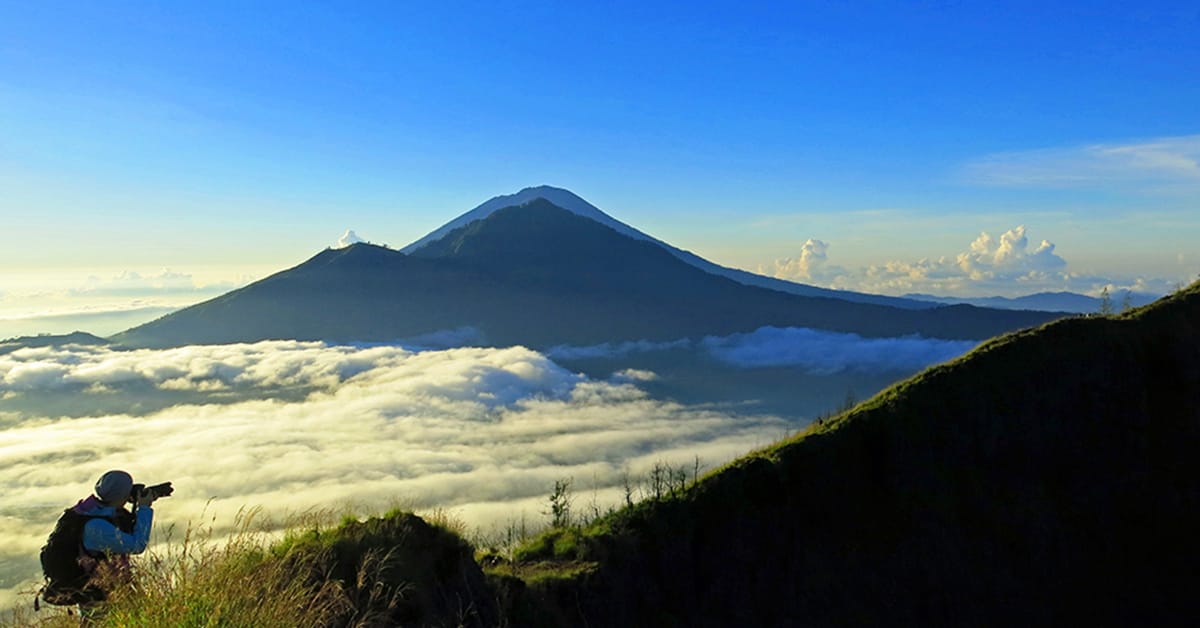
top-left (547, 327), bottom-right (971, 375)
top-left (0, 341), bottom-right (790, 607)
top-left (762, 225), bottom-right (1183, 298)
top-left (0, 270), bottom-right (249, 338)
top-left (700, 327), bottom-right (977, 374)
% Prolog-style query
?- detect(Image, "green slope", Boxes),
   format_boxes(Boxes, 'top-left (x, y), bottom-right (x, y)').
top-left (500, 282), bottom-right (1200, 626)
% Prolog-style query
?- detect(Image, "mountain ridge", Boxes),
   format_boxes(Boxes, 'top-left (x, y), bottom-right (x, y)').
top-left (905, 289), bottom-right (1160, 313)
top-left (402, 185), bottom-right (937, 309)
top-left (111, 199), bottom-right (1063, 348)
top-left (0, 330), bottom-right (109, 355)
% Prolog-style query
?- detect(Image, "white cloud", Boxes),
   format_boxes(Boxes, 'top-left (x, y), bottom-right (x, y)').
top-left (376, 326), bottom-right (485, 350)
top-left (964, 134), bottom-right (1200, 188)
top-left (759, 226), bottom-right (1183, 298)
top-left (766, 238), bottom-right (843, 282)
top-left (0, 270), bottom-right (253, 337)
top-left (0, 341), bottom-right (790, 606)
top-left (547, 327), bottom-right (974, 375)
top-left (545, 338), bottom-right (691, 360)
top-left (335, 229), bottom-right (365, 249)
top-left (3, 361), bottom-right (73, 391)
top-left (82, 270), bottom-right (188, 293)
top-left (611, 369), bottom-right (658, 383)
top-left (701, 327), bottom-right (976, 375)
top-left (956, 225), bottom-right (1066, 277)
top-left (69, 270), bottom-right (237, 297)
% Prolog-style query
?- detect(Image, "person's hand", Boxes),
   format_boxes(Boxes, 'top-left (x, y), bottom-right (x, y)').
top-left (136, 490), bottom-right (156, 507)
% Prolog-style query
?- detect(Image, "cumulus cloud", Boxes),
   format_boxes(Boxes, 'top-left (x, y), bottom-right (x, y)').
top-left (759, 225), bottom-right (1181, 298)
top-left (956, 225), bottom-right (1067, 278)
top-left (0, 341), bottom-right (790, 606)
top-left (766, 239), bottom-right (844, 282)
top-left (335, 229), bottom-right (365, 248)
top-left (701, 327), bottom-right (977, 375)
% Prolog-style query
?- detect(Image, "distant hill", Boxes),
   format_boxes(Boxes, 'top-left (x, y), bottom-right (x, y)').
top-left (905, 289), bottom-right (1161, 313)
top-left (0, 331), bottom-right (109, 355)
top-left (499, 281), bottom-right (1200, 626)
top-left (112, 198), bottom-right (1062, 348)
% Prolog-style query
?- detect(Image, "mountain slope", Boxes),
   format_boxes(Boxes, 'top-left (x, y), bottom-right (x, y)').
top-left (403, 185), bottom-right (938, 309)
top-left (501, 281), bottom-right (1200, 626)
top-left (112, 200), bottom-right (1062, 348)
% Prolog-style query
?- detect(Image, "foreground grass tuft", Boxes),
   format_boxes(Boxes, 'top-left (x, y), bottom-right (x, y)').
top-left (102, 508), bottom-right (348, 627)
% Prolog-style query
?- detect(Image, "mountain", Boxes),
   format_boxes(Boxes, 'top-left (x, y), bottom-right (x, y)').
top-left (0, 331), bottom-right (109, 355)
top-left (404, 186), bottom-right (938, 309)
top-left (490, 281), bottom-right (1200, 626)
top-left (905, 290), bottom-right (1161, 313)
top-left (111, 198), bottom-right (1062, 348)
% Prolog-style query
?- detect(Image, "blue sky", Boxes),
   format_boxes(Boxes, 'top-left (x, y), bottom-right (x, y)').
top-left (1, 1), bottom-right (1198, 333)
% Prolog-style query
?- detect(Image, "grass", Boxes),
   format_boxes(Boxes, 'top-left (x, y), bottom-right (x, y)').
top-left (101, 508), bottom-right (348, 627)
top-left (4, 508), bottom-right (392, 628)
top-left (1, 488), bottom-right (585, 626)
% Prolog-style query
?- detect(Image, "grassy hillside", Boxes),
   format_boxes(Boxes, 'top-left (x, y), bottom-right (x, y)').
top-left (500, 281), bottom-right (1200, 626)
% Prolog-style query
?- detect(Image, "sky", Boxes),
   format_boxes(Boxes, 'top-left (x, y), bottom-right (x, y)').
top-left (2, 1), bottom-right (1199, 334)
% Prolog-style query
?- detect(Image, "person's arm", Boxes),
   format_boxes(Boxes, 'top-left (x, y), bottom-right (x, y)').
top-left (82, 507), bottom-right (154, 555)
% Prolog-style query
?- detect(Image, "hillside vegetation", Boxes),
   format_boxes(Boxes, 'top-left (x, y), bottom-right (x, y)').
top-left (507, 280), bottom-right (1200, 626)
top-left (18, 282), bottom-right (1198, 627)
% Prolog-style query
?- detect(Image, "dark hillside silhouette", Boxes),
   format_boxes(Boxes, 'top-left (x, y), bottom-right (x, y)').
top-left (497, 282), bottom-right (1200, 626)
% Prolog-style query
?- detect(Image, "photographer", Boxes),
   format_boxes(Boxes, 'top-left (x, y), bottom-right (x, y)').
top-left (82, 470), bottom-right (158, 559)
top-left (38, 469), bottom-right (171, 620)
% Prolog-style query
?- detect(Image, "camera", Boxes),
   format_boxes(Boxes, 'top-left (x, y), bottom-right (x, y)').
top-left (130, 481), bottom-right (174, 504)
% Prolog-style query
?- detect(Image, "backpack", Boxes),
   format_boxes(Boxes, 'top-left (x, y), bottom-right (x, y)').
top-left (38, 508), bottom-right (123, 606)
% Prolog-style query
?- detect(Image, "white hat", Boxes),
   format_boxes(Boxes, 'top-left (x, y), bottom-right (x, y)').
top-left (94, 470), bottom-right (133, 504)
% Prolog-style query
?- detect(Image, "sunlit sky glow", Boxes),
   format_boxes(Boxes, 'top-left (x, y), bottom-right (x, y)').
top-left (2, 2), bottom-right (1198, 335)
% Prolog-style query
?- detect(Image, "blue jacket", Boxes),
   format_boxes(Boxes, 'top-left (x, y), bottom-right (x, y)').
top-left (75, 498), bottom-right (154, 555)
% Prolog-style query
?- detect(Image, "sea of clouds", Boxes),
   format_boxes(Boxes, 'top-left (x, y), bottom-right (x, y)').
top-left (0, 329), bottom-right (976, 608)
top-left (0, 340), bottom-right (794, 608)
top-left (549, 327), bottom-right (976, 375)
